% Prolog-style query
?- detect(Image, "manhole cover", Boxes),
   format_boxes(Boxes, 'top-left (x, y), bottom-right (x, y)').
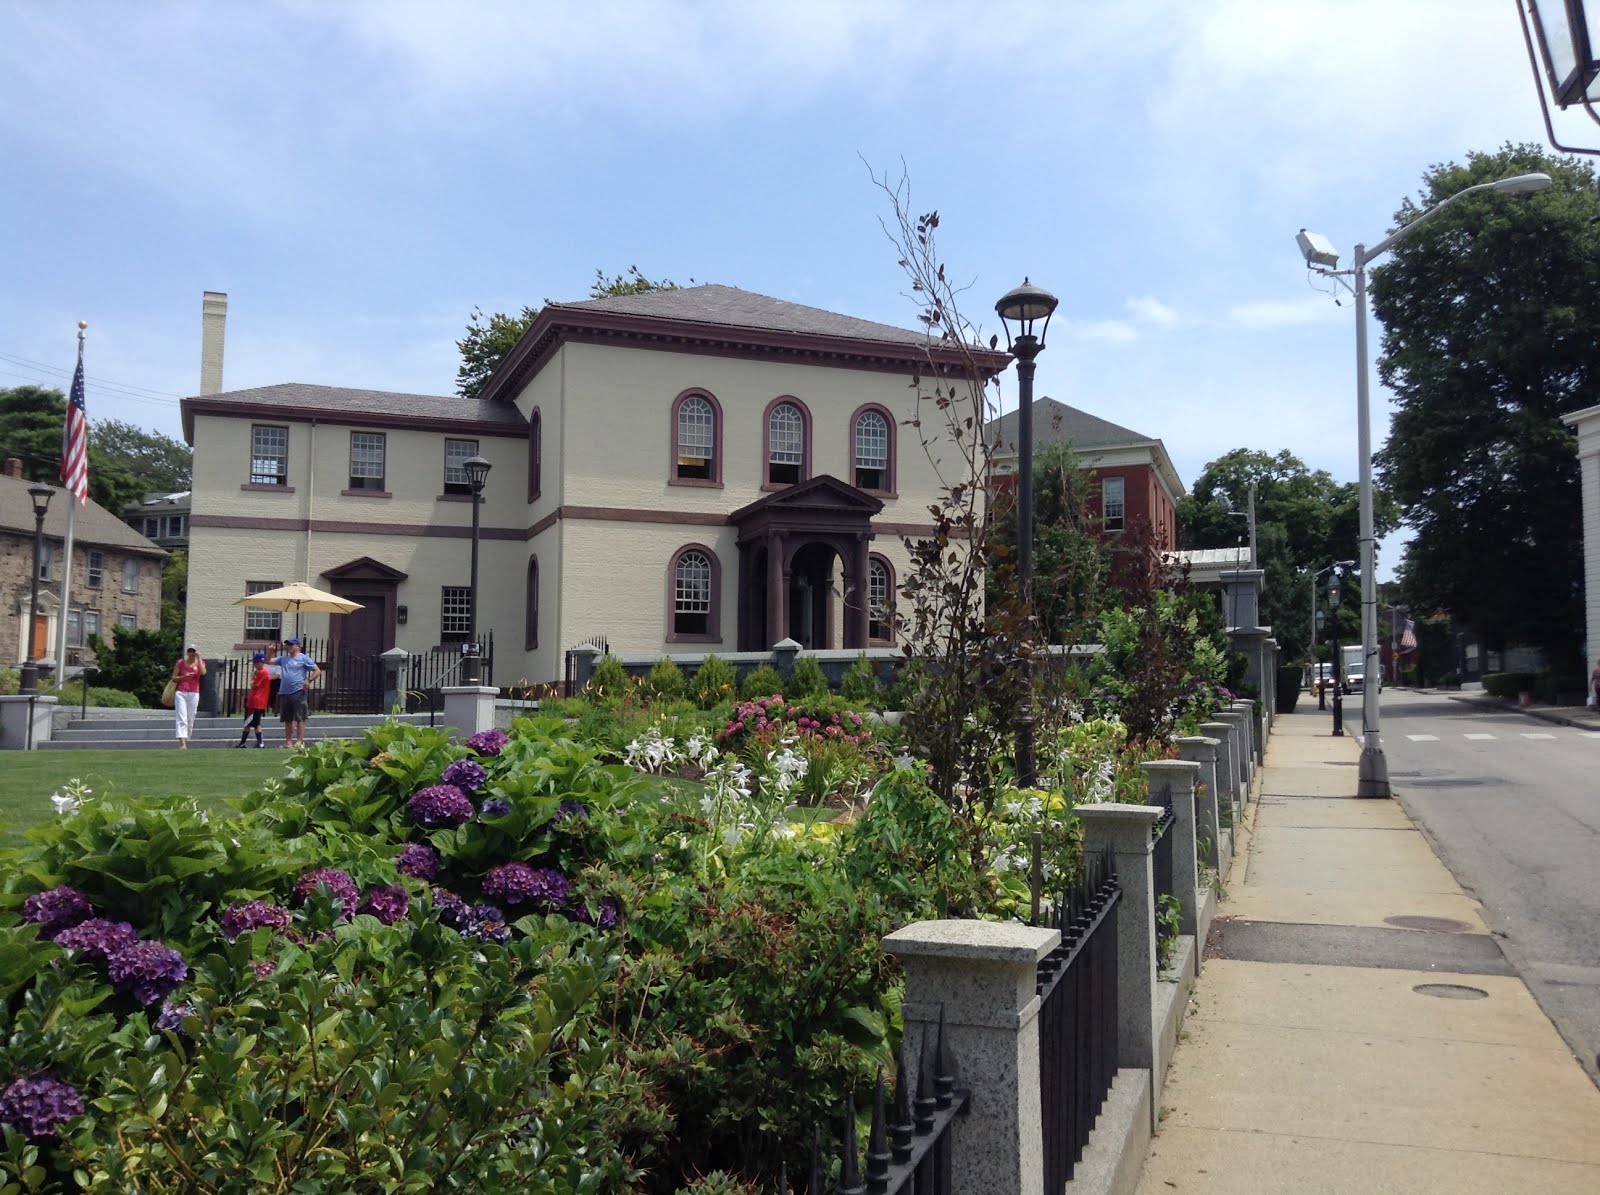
top-left (1385, 915), bottom-right (1473, 933)
top-left (1413, 983), bottom-right (1488, 1000)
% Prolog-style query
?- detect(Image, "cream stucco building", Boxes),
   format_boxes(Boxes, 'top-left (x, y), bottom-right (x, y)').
top-left (181, 286), bottom-right (997, 690)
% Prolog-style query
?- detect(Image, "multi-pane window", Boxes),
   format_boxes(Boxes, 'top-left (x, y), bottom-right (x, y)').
top-left (119, 612), bottom-right (137, 631)
top-left (767, 402), bottom-right (804, 486)
top-left (676, 395), bottom-right (715, 480)
top-left (122, 559), bottom-right (140, 593)
top-left (66, 610), bottom-right (99, 648)
top-left (165, 515), bottom-right (186, 539)
top-left (244, 580), bottom-right (283, 640)
top-left (251, 425), bottom-right (289, 486)
top-left (673, 550), bottom-right (712, 636)
top-left (854, 410), bottom-right (889, 491)
top-left (1102, 477), bottom-right (1126, 532)
top-left (869, 557), bottom-right (892, 642)
top-left (444, 438), bottom-right (479, 494)
top-left (84, 611), bottom-right (100, 644)
top-left (86, 550), bottom-right (104, 589)
top-left (349, 432), bottom-right (386, 490)
top-left (142, 516), bottom-right (160, 538)
top-left (441, 587), bottom-right (473, 643)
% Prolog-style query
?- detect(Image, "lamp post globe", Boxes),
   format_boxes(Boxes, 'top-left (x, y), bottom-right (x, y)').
top-left (461, 456), bottom-right (492, 686)
top-left (21, 484), bottom-right (54, 695)
top-left (995, 278), bottom-right (1058, 789)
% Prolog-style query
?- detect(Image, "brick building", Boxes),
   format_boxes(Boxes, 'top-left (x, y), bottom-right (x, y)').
top-left (2, 461), bottom-right (166, 670)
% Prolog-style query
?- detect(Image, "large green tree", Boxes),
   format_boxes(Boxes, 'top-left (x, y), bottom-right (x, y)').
top-left (1176, 448), bottom-right (1393, 662)
top-left (0, 386), bottom-right (190, 514)
top-left (1372, 144), bottom-right (1598, 668)
top-left (455, 266), bottom-right (686, 398)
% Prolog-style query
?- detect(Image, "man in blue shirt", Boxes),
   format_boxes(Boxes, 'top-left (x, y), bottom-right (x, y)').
top-left (272, 638), bottom-right (322, 748)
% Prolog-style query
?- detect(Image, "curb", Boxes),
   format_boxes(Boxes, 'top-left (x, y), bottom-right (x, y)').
top-left (1439, 691), bottom-right (1600, 732)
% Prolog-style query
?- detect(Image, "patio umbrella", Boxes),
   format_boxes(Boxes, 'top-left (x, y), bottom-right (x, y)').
top-left (234, 582), bottom-right (364, 638)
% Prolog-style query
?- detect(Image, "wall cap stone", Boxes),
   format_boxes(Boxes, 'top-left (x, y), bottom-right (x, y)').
top-left (884, 919), bottom-right (1059, 964)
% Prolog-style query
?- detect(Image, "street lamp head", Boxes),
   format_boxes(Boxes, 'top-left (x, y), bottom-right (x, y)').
top-left (462, 455), bottom-right (492, 493)
top-left (995, 278), bottom-right (1059, 352)
top-left (1490, 171), bottom-right (1555, 193)
top-left (27, 484), bottom-right (53, 519)
top-left (1522, 0), bottom-right (1600, 111)
top-left (1296, 229), bottom-right (1340, 269)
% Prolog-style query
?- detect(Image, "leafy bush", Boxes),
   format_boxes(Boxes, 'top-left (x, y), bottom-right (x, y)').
top-left (47, 681), bottom-right (141, 708)
top-left (586, 653), bottom-right (636, 710)
top-left (785, 654), bottom-right (830, 700)
top-left (84, 628), bottom-right (181, 708)
top-left (1274, 664), bottom-right (1302, 713)
top-left (1482, 671), bottom-right (1537, 700)
top-left (739, 663), bottom-right (785, 701)
top-left (690, 655), bottom-right (737, 708)
top-left (839, 654), bottom-right (884, 706)
top-left (645, 656), bottom-right (687, 702)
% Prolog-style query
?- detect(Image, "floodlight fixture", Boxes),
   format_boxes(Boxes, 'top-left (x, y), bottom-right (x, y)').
top-left (1297, 229), bottom-right (1340, 269)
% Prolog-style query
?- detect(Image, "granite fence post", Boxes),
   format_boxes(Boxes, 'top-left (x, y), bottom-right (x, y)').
top-left (1173, 736), bottom-right (1222, 873)
top-left (1217, 708), bottom-right (1250, 796)
top-left (1199, 720), bottom-right (1238, 819)
top-left (1075, 803), bottom-right (1162, 1132)
top-left (884, 920), bottom-right (1059, 1195)
top-left (569, 644), bottom-right (601, 692)
top-left (1139, 761), bottom-right (1202, 942)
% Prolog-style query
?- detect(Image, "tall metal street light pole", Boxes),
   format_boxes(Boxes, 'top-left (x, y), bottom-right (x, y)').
top-left (1297, 171), bottom-right (1553, 798)
top-left (21, 484), bottom-right (54, 695)
top-left (461, 455), bottom-right (492, 687)
top-left (995, 279), bottom-right (1059, 790)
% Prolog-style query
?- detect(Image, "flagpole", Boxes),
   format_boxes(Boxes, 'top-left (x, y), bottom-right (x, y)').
top-left (53, 321), bottom-right (88, 684)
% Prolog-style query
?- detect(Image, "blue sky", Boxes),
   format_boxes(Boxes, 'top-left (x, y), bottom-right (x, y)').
top-left (0, 1), bottom-right (1568, 578)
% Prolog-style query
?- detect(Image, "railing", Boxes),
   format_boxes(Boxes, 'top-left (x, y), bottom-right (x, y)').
top-left (216, 635), bottom-right (494, 717)
top-left (1151, 790), bottom-right (1176, 913)
top-left (563, 635), bottom-right (610, 697)
top-left (1034, 845), bottom-right (1122, 1189)
top-left (790, 1008), bottom-right (968, 1194)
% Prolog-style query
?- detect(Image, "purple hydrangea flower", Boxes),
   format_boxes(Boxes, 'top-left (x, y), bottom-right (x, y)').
top-left (0, 1073), bottom-right (84, 1140)
top-left (430, 888), bottom-right (472, 931)
top-left (250, 960), bottom-right (278, 980)
top-left (53, 918), bottom-right (138, 963)
top-left (465, 727), bottom-right (509, 757)
top-left (467, 903), bottom-right (511, 944)
top-left (219, 899), bottom-right (293, 941)
top-left (21, 886), bottom-right (93, 938)
top-left (407, 784), bottom-right (475, 829)
top-left (396, 843), bottom-right (440, 881)
top-left (552, 800), bottom-right (588, 824)
top-left (479, 797), bottom-right (512, 819)
top-left (482, 863), bottom-right (569, 911)
top-left (107, 940), bottom-right (188, 1005)
top-left (358, 884), bottom-right (409, 925)
top-left (155, 999), bottom-right (195, 1033)
top-left (570, 895), bottom-right (621, 931)
top-left (293, 869), bottom-right (359, 914)
top-left (441, 758), bottom-right (487, 792)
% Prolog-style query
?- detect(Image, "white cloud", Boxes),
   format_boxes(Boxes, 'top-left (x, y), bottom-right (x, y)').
top-left (1126, 295), bottom-right (1180, 324)
top-left (1063, 319), bottom-right (1139, 345)
top-left (1225, 296), bottom-right (1340, 330)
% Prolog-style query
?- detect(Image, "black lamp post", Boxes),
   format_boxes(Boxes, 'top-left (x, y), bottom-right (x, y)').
top-left (461, 455), bottom-right (492, 686)
top-left (1519, 1), bottom-right (1600, 151)
top-left (21, 484), bottom-right (54, 695)
top-left (1328, 573), bottom-right (1344, 738)
top-left (995, 278), bottom-right (1059, 789)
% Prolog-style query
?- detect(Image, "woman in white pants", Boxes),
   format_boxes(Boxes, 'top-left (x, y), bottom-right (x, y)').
top-left (171, 645), bottom-right (206, 748)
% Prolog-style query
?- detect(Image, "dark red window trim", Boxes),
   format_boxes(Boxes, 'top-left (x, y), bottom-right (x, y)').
top-left (761, 394), bottom-right (812, 490)
top-left (849, 403), bottom-right (897, 497)
top-left (669, 388), bottom-right (723, 488)
top-left (666, 542), bottom-right (722, 643)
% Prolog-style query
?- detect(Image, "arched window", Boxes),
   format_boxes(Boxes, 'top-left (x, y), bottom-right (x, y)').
top-left (669, 545), bottom-right (721, 641)
top-left (763, 397), bottom-right (810, 487)
top-left (868, 554), bottom-right (895, 643)
top-left (525, 556), bottom-right (539, 650)
top-left (527, 409), bottom-right (542, 502)
top-left (672, 390), bottom-right (721, 485)
top-left (851, 405), bottom-right (894, 493)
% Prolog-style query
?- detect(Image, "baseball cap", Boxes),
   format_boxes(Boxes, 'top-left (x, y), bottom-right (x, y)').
top-left (186, 643), bottom-right (198, 651)
top-left (285, 638), bottom-right (301, 646)
top-left (253, 652), bottom-right (266, 662)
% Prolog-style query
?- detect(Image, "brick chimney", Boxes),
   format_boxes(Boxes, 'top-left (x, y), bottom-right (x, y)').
top-left (200, 291), bottom-right (227, 396)
top-left (3, 458), bottom-right (22, 479)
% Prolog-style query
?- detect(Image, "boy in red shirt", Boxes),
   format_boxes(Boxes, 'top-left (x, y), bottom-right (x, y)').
top-left (236, 653), bottom-right (272, 748)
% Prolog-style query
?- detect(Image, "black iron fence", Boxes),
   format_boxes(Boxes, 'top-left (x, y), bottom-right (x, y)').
top-left (1151, 791), bottom-right (1176, 913)
top-left (215, 635), bottom-right (494, 717)
top-left (563, 635), bottom-right (610, 697)
top-left (1034, 845), bottom-right (1122, 1189)
top-left (790, 1009), bottom-right (968, 1194)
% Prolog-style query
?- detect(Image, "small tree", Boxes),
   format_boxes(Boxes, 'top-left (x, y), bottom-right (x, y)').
top-left (87, 627), bottom-right (181, 707)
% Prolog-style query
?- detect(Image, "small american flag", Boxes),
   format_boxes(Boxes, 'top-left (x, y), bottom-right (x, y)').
top-left (61, 343), bottom-right (89, 504)
top-left (1399, 618), bottom-right (1418, 652)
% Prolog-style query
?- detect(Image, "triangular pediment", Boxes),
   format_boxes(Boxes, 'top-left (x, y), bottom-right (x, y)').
top-left (322, 556), bottom-right (409, 583)
top-left (729, 474), bottom-right (885, 523)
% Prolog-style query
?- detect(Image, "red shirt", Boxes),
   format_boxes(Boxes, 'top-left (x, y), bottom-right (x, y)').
top-left (174, 658), bottom-right (204, 693)
top-left (247, 664), bottom-right (272, 711)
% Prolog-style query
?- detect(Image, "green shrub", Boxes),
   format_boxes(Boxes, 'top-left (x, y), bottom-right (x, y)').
top-left (786, 654), bottom-right (830, 699)
top-left (839, 653), bottom-right (884, 705)
top-left (587, 653), bottom-right (635, 710)
top-left (691, 654), bottom-right (738, 708)
top-left (645, 656), bottom-right (687, 702)
top-left (1482, 671), bottom-right (1537, 700)
top-left (1437, 670), bottom-right (1459, 689)
top-left (739, 663), bottom-right (786, 700)
top-left (1274, 664), bottom-right (1301, 714)
top-left (887, 657), bottom-right (923, 710)
top-left (48, 681), bottom-right (142, 708)
top-left (85, 627), bottom-right (181, 707)
top-left (537, 695), bottom-right (589, 717)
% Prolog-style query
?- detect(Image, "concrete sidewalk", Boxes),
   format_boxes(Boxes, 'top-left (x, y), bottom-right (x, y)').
top-left (1136, 710), bottom-right (1600, 1194)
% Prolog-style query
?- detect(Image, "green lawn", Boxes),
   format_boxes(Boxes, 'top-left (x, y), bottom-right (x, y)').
top-left (0, 750), bottom-right (293, 840)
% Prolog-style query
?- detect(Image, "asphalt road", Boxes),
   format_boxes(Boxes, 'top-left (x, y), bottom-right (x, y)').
top-left (1377, 688), bottom-right (1600, 1082)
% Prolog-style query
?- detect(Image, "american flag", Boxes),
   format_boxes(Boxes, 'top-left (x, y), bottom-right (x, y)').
top-left (1399, 618), bottom-right (1418, 652)
top-left (61, 344), bottom-right (89, 504)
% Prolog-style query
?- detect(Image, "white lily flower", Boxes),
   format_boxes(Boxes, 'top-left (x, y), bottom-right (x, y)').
top-left (50, 792), bottom-right (79, 816)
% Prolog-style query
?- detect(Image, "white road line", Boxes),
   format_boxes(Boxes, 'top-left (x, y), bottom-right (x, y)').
top-left (1406, 734), bottom-right (1439, 741)
top-left (1463, 733), bottom-right (1496, 741)
top-left (1520, 733), bottom-right (1557, 740)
